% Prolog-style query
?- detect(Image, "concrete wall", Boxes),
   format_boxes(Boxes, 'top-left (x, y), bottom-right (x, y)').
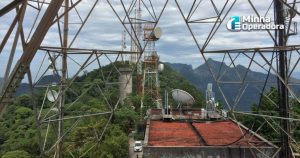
top-left (143, 146), bottom-right (279, 158)
top-left (119, 68), bottom-right (132, 104)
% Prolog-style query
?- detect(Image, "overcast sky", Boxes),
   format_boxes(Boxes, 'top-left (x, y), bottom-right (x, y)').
top-left (1, 0), bottom-right (300, 80)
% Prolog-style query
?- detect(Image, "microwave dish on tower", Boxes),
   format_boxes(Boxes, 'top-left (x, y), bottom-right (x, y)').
top-left (144, 26), bottom-right (162, 41)
top-left (47, 90), bottom-right (59, 102)
top-left (153, 27), bottom-right (162, 39)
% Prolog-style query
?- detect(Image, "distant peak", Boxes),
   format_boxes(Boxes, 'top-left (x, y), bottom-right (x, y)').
top-left (206, 58), bottom-right (214, 62)
top-left (206, 58), bottom-right (222, 64)
top-left (236, 64), bottom-right (246, 69)
top-left (195, 58), bottom-right (224, 70)
top-left (165, 62), bottom-right (193, 70)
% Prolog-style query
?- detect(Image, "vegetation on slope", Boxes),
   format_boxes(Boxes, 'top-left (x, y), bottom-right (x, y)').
top-left (235, 87), bottom-right (300, 152)
top-left (160, 63), bottom-right (205, 108)
top-left (0, 61), bottom-right (205, 157)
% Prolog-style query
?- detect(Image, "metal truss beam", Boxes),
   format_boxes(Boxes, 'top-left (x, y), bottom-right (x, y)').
top-left (0, 0), bottom-right (65, 114)
top-left (0, 0), bottom-right (23, 17)
top-left (204, 45), bottom-right (300, 53)
top-left (39, 46), bottom-right (139, 54)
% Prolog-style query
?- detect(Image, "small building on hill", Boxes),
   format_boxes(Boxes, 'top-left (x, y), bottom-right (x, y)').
top-left (142, 109), bottom-right (279, 158)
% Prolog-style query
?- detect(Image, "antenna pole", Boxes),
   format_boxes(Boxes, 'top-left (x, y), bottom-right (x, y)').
top-left (56, 0), bottom-right (68, 157)
top-left (274, 0), bottom-right (291, 157)
top-left (136, 0), bottom-right (143, 95)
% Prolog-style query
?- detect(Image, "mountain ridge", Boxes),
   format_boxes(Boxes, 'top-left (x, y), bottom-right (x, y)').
top-left (166, 58), bottom-right (300, 111)
top-left (0, 74), bottom-right (60, 96)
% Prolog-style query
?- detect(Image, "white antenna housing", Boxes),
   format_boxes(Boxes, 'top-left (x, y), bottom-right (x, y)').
top-left (47, 90), bottom-right (59, 102)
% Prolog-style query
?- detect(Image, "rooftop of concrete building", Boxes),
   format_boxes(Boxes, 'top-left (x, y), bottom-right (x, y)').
top-left (146, 118), bottom-right (273, 147)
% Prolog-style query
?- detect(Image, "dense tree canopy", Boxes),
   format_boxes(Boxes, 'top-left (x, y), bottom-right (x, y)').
top-left (2, 150), bottom-right (31, 158)
top-left (0, 61), bottom-right (205, 157)
top-left (235, 87), bottom-right (300, 153)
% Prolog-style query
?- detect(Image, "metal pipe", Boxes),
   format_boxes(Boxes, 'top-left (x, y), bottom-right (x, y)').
top-left (56, 0), bottom-right (69, 157)
top-left (274, 0), bottom-right (292, 157)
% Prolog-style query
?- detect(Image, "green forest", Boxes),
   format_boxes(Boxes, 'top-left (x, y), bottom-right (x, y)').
top-left (0, 62), bottom-right (205, 158)
top-left (235, 87), bottom-right (300, 153)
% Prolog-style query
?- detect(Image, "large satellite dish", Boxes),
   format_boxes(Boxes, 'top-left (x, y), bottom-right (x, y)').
top-left (47, 90), bottom-right (59, 102)
top-left (171, 89), bottom-right (195, 105)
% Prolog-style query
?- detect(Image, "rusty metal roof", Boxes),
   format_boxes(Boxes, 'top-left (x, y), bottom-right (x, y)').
top-left (148, 121), bottom-right (203, 146)
top-left (148, 120), bottom-right (269, 147)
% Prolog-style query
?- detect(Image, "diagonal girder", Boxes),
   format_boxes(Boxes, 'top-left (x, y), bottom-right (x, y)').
top-left (0, 0), bottom-right (23, 17)
top-left (0, 0), bottom-right (65, 114)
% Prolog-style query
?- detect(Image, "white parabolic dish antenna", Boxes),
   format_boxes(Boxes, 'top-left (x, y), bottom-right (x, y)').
top-left (158, 63), bottom-right (164, 72)
top-left (153, 27), bottom-right (162, 39)
top-left (47, 90), bottom-right (59, 102)
top-left (171, 89), bottom-right (195, 105)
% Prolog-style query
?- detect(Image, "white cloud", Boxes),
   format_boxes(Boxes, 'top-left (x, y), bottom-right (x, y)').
top-left (1, 0), bottom-right (300, 78)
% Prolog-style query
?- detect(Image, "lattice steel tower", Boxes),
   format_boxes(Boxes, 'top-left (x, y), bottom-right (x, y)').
top-left (142, 23), bottom-right (162, 108)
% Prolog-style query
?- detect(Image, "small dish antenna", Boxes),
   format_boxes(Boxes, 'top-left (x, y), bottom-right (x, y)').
top-left (153, 27), bottom-right (162, 39)
top-left (47, 90), bottom-right (59, 102)
top-left (158, 63), bottom-right (164, 72)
